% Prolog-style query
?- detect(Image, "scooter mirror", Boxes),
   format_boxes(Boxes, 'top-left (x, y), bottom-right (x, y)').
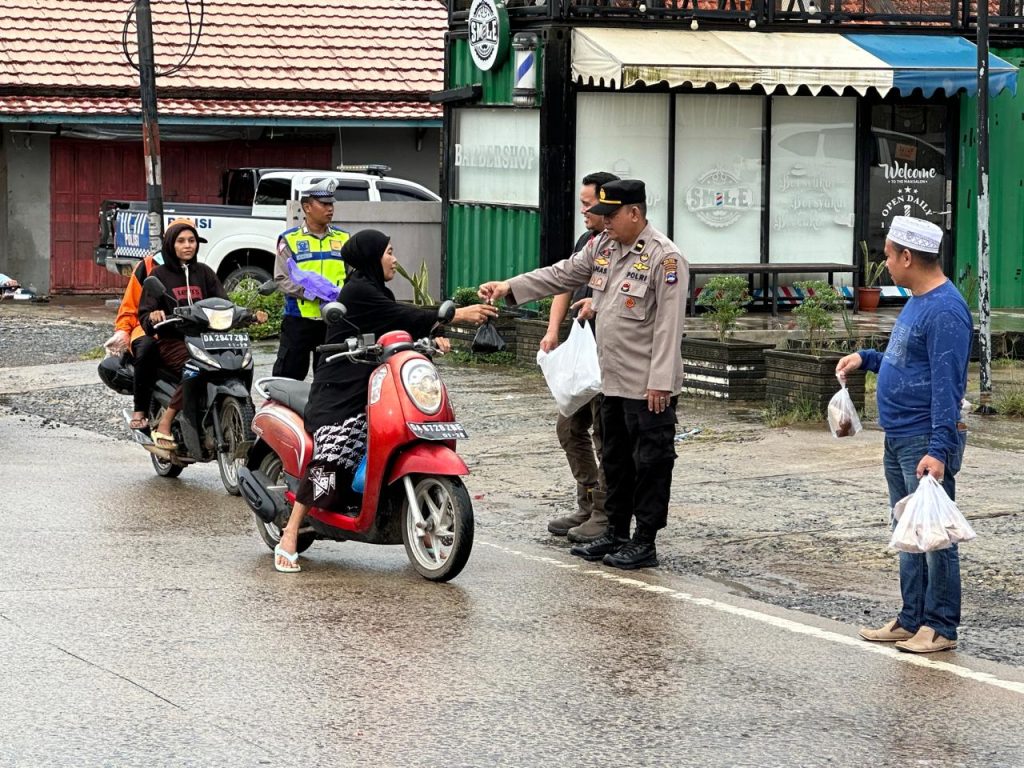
top-left (142, 275), bottom-right (167, 297)
top-left (258, 279), bottom-right (278, 297)
top-left (322, 301), bottom-right (348, 324)
top-left (437, 300), bottom-right (456, 324)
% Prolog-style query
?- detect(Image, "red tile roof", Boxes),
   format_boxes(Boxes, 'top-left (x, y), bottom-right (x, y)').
top-left (0, 0), bottom-right (445, 120)
top-left (0, 95), bottom-right (440, 121)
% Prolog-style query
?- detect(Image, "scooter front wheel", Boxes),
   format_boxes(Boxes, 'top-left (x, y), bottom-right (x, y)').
top-left (217, 396), bottom-right (254, 496)
top-left (401, 475), bottom-right (474, 582)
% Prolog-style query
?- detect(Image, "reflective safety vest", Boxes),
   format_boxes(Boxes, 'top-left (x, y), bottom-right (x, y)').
top-left (281, 225), bottom-right (349, 319)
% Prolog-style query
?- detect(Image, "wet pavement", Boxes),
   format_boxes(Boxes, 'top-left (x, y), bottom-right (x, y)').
top-left (2, 297), bottom-right (1024, 765)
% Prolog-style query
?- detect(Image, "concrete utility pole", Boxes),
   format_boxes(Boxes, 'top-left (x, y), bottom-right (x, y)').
top-left (976, 0), bottom-right (995, 414)
top-left (136, 0), bottom-right (165, 253)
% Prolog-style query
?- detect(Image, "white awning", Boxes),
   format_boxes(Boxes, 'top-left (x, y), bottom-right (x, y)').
top-left (572, 28), bottom-right (1018, 97)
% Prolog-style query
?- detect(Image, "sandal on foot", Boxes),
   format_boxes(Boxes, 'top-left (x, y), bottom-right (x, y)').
top-left (152, 430), bottom-right (177, 450)
top-left (274, 544), bottom-right (301, 573)
top-left (129, 415), bottom-right (150, 430)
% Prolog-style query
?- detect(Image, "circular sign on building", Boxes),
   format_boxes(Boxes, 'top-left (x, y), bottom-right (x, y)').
top-left (468, 0), bottom-right (510, 72)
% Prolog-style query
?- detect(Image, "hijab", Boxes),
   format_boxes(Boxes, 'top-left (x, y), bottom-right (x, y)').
top-left (161, 222), bottom-right (203, 272)
top-left (340, 229), bottom-right (391, 293)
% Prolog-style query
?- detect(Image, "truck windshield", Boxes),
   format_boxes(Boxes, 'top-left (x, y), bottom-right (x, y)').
top-left (255, 178), bottom-right (292, 206)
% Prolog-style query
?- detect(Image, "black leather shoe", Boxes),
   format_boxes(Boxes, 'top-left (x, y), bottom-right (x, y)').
top-left (603, 539), bottom-right (658, 570)
top-left (570, 531), bottom-right (629, 561)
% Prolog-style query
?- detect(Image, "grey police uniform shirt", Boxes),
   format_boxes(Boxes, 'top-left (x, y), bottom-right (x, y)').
top-left (508, 223), bottom-right (688, 399)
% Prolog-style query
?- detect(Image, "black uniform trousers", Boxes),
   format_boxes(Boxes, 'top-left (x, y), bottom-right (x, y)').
top-left (130, 334), bottom-right (160, 414)
top-left (600, 395), bottom-right (677, 538)
top-left (273, 315), bottom-right (327, 381)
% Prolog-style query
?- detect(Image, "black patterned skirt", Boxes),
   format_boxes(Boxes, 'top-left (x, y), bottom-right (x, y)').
top-left (295, 412), bottom-right (368, 511)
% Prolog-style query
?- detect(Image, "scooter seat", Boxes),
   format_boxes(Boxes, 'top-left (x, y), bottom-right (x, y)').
top-left (264, 379), bottom-right (311, 415)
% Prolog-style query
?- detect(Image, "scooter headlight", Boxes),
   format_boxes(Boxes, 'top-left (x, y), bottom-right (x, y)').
top-left (401, 360), bottom-right (442, 415)
top-left (203, 307), bottom-right (234, 330)
top-left (242, 349), bottom-right (253, 368)
top-left (186, 341), bottom-right (222, 368)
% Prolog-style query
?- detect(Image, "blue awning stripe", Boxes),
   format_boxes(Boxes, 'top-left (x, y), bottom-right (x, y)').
top-left (844, 34), bottom-right (1018, 98)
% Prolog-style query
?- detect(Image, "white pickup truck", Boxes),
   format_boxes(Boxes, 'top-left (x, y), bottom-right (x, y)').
top-left (94, 167), bottom-right (440, 290)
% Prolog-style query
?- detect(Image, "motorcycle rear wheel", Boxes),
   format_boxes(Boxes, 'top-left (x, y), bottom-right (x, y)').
top-left (217, 396), bottom-right (254, 496)
top-left (253, 450), bottom-right (315, 555)
top-left (401, 475), bottom-right (473, 582)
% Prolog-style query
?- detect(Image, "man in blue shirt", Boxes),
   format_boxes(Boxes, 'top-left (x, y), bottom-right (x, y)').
top-left (836, 215), bottom-right (972, 654)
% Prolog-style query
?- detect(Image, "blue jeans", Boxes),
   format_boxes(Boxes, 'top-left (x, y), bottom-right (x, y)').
top-left (883, 430), bottom-right (967, 641)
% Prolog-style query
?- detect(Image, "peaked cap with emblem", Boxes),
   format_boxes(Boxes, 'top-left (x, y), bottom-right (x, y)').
top-left (300, 178), bottom-right (338, 202)
top-left (587, 179), bottom-right (646, 216)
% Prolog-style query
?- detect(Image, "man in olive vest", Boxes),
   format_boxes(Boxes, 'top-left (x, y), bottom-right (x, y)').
top-left (272, 179), bottom-right (350, 380)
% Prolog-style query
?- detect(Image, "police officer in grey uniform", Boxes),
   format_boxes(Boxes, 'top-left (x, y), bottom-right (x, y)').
top-left (480, 179), bottom-right (688, 569)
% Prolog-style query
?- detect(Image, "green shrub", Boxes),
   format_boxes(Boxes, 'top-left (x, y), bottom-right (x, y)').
top-left (696, 275), bottom-right (750, 343)
top-left (451, 286), bottom-right (480, 307)
top-left (229, 278), bottom-right (284, 340)
top-left (394, 261), bottom-right (434, 306)
top-left (793, 280), bottom-right (844, 355)
top-left (761, 397), bottom-right (821, 428)
top-left (996, 388), bottom-right (1024, 417)
top-left (536, 296), bottom-right (554, 320)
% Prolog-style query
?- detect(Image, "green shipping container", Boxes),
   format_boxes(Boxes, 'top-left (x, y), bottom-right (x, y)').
top-left (447, 204), bottom-right (541, 296)
top-left (956, 47), bottom-right (1024, 309)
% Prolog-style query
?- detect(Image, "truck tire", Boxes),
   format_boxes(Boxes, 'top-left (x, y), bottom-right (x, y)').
top-left (223, 265), bottom-right (272, 293)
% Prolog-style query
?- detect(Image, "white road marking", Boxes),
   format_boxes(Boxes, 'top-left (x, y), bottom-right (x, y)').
top-left (480, 541), bottom-right (1024, 696)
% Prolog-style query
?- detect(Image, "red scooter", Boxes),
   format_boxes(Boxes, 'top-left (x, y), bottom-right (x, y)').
top-left (237, 301), bottom-right (474, 581)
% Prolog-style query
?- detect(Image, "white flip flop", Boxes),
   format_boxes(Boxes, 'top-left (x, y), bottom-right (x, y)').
top-left (274, 544), bottom-right (301, 573)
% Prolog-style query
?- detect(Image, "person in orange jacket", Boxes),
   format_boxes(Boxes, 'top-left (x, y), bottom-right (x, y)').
top-left (103, 254), bottom-right (161, 430)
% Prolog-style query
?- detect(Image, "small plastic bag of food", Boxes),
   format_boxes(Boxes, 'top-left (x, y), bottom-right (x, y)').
top-left (827, 379), bottom-right (862, 438)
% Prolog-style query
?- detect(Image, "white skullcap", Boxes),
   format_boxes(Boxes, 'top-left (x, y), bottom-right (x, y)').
top-left (887, 216), bottom-right (943, 254)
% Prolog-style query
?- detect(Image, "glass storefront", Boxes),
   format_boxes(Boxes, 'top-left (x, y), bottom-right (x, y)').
top-left (674, 94), bottom-right (764, 265)
top-left (575, 93), bottom-right (670, 234)
top-left (769, 96), bottom-right (857, 266)
top-left (453, 107), bottom-right (541, 206)
top-left (865, 104), bottom-right (949, 266)
top-left (574, 93), bottom-right (950, 274)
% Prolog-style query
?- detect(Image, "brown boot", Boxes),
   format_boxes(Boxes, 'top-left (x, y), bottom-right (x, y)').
top-left (547, 510), bottom-right (590, 536)
top-left (567, 488), bottom-right (607, 543)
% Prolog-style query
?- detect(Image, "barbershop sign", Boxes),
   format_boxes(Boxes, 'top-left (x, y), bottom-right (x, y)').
top-left (468, 0), bottom-right (509, 71)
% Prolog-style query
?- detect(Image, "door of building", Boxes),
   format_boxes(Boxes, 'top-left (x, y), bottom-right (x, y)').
top-left (50, 139), bottom-right (332, 293)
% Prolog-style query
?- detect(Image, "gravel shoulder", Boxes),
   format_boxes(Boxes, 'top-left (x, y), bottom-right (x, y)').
top-left (2, 304), bottom-right (1022, 667)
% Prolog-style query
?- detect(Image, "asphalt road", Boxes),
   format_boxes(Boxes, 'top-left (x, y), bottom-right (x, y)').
top-left (2, 410), bottom-right (1024, 766)
top-left (2, 305), bottom-right (1024, 765)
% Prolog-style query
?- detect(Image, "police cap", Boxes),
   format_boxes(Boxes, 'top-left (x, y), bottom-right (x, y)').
top-left (300, 178), bottom-right (338, 203)
top-left (587, 179), bottom-right (646, 215)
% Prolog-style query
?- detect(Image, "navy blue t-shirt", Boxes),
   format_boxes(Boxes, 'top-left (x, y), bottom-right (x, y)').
top-left (859, 279), bottom-right (971, 465)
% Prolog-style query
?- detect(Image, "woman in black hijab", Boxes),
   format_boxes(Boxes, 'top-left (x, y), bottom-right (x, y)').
top-left (274, 229), bottom-right (497, 572)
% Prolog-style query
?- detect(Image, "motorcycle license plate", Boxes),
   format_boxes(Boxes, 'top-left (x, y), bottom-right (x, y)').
top-left (202, 332), bottom-right (249, 350)
top-left (407, 422), bottom-right (468, 440)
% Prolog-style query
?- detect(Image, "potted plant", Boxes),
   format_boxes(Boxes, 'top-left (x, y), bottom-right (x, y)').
top-left (680, 275), bottom-right (774, 400)
top-left (856, 241), bottom-right (886, 312)
top-left (765, 279), bottom-right (866, 414)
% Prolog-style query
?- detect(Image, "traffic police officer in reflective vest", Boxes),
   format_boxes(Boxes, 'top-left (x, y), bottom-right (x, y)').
top-left (272, 179), bottom-right (349, 380)
top-left (479, 179), bottom-right (688, 570)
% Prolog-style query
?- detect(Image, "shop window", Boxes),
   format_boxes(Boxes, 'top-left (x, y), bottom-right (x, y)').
top-left (673, 94), bottom-right (764, 265)
top-left (769, 96), bottom-right (857, 267)
top-left (575, 93), bottom-right (670, 236)
top-left (453, 108), bottom-right (540, 207)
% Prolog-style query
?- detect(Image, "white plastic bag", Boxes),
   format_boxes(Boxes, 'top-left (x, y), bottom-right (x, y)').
top-left (889, 474), bottom-right (977, 553)
top-left (536, 320), bottom-right (602, 417)
top-left (827, 378), bottom-right (862, 438)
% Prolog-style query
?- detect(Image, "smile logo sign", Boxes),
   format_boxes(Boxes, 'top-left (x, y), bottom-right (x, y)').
top-left (468, 0), bottom-right (509, 71)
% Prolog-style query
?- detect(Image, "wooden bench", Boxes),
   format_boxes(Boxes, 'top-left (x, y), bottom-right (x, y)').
top-left (687, 262), bottom-right (859, 317)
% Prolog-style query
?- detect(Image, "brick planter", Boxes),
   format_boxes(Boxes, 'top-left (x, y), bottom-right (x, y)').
top-left (513, 317), bottom-right (572, 365)
top-left (765, 349), bottom-right (866, 415)
top-left (447, 314), bottom-right (518, 354)
top-left (680, 337), bottom-right (775, 400)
